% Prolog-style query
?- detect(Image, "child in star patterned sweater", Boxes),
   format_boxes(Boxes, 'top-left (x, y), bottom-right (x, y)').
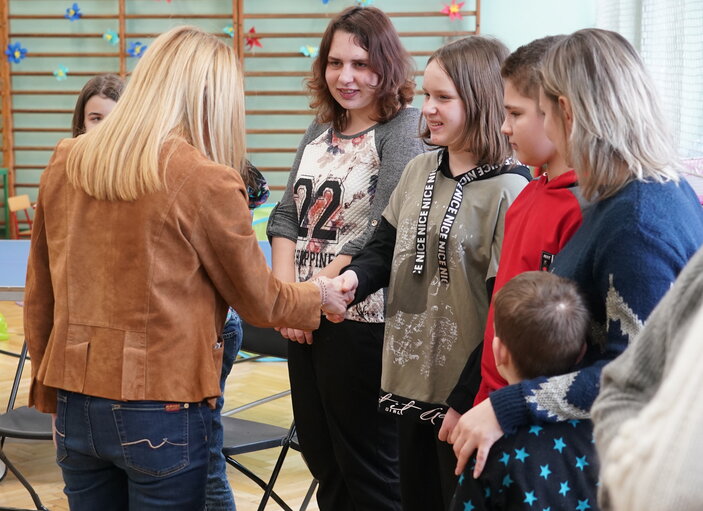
top-left (450, 271), bottom-right (599, 511)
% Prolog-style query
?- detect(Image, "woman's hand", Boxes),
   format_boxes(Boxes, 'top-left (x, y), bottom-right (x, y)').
top-left (322, 271), bottom-right (358, 323)
top-left (278, 327), bottom-right (314, 344)
top-left (314, 275), bottom-right (354, 317)
top-left (448, 398), bottom-right (504, 478)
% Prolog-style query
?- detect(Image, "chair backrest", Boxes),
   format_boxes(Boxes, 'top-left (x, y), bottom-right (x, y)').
top-left (8, 195), bottom-right (31, 213)
top-left (7, 195), bottom-right (32, 238)
top-left (241, 322), bottom-right (289, 360)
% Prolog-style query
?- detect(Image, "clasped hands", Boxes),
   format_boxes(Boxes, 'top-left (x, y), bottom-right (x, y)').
top-left (278, 270), bottom-right (359, 344)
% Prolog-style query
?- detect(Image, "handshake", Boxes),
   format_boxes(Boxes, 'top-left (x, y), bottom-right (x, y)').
top-left (314, 270), bottom-right (360, 322)
top-left (278, 270), bottom-right (360, 345)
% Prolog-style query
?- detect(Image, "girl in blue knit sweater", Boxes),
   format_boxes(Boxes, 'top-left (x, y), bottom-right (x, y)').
top-left (447, 28), bottom-right (703, 480)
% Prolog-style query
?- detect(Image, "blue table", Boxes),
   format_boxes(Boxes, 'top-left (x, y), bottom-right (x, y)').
top-left (0, 240), bottom-right (30, 301)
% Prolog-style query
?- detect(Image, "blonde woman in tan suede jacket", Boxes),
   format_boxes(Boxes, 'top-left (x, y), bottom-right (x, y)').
top-left (24, 26), bottom-right (349, 511)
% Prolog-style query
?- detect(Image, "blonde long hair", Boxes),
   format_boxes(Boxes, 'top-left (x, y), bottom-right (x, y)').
top-left (540, 29), bottom-right (679, 201)
top-left (67, 26), bottom-right (246, 201)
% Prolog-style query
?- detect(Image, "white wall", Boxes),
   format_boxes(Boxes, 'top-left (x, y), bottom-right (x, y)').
top-left (481, 0), bottom-right (597, 50)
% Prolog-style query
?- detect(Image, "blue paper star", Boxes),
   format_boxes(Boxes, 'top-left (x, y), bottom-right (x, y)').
top-left (222, 25), bottom-right (235, 38)
top-left (463, 501), bottom-right (475, 511)
top-left (523, 491), bottom-right (537, 506)
top-left (514, 448), bottom-right (530, 462)
top-left (539, 464), bottom-right (551, 480)
top-left (553, 437), bottom-right (566, 453)
top-left (576, 499), bottom-right (591, 511)
top-left (569, 419), bottom-right (581, 428)
top-left (356, 0), bottom-right (373, 5)
top-left (499, 452), bottom-right (510, 466)
top-left (575, 456), bottom-right (589, 471)
top-left (5, 42), bottom-right (28, 64)
top-left (558, 481), bottom-right (570, 496)
top-left (502, 474), bottom-right (513, 488)
top-left (65, 3), bottom-right (82, 21)
top-left (127, 41), bottom-right (147, 58)
top-left (529, 425), bottom-right (543, 436)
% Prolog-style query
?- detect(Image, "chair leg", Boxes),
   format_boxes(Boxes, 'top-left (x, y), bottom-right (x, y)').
top-left (0, 449), bottom-right (50, 511)
top-left (299, 479), bottom-right (318, 511)
top-left (257, 424), bottom-right (298, 511)
top-left (225, 457), bottom-right (294, 511)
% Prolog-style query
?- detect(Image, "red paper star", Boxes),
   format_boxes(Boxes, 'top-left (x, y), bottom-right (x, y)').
top-left (245, 27), bottom-right (262, 50)
top-left (441, 0), bottom-right (465, 20)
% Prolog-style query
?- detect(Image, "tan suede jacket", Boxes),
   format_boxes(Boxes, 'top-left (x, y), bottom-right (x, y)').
top-left (25, 137), bottom-right (321, 413)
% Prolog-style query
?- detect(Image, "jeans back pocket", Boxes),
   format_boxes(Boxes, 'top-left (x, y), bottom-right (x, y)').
top-left (112, 402), bottom-right (190, 477)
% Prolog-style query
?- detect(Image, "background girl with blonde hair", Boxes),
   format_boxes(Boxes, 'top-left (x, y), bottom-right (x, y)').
top-left (24, 25), bottom-right (349, 510)
top-left (447, 28), bottom-right (703, 485)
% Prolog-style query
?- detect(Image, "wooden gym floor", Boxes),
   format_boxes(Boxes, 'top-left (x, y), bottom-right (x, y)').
top-left (0, 300), bottom-right (319, 511)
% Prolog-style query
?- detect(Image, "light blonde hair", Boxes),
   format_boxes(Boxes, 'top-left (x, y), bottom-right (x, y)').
top-left (540, 28), bottom-right (679, 201)
top-left (67, 26), bottom-right (246, 201)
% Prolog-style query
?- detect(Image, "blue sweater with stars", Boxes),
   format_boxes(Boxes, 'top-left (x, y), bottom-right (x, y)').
top-left (489, 178), bottom-right (703, 432)
top-left (451, 420), bottom-right (599, 511)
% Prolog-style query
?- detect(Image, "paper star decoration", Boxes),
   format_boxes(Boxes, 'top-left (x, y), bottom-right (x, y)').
top-left (103, 30), bottom-right (119, 46)
top-left (127, 41), bottom-right (147, 58)
top-left (245, 27), bottom-right (262, 50)
top-left (300, 45), bottom-right (319, 58)
top-left (5, 42), bottom-right (28, 64)
top-left (222, 25), bottom-right (235, 38)
top-left (356, 0), bottom-right (373, 5)
top-left (53, 65), bottom-right (69, 81)
top-left (65, 3), bottom-right (82, 21)
top-left (441, 0), bottom-right (465, 20)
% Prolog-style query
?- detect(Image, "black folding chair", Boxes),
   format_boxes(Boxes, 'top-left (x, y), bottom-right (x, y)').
top-left (0, 342), bottom-right (52, 511)
top-left (221, 322), bottom-right (317, 511)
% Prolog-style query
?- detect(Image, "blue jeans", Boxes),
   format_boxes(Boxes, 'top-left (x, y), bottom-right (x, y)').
top-left (206, 308), bottom-right (243, 511)
top-left (56, 390), bottom-right (212, 511)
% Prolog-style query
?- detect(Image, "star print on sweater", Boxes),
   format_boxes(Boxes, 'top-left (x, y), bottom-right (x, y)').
top-left (449, 420), bottom-right (600, 510)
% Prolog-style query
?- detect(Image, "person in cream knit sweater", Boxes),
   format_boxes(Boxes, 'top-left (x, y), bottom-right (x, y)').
top-left (593, 246), bottom-right (703, 509)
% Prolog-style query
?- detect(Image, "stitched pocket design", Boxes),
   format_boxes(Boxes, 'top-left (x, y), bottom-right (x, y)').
top-left (112, 403), bottom-right (189, 477)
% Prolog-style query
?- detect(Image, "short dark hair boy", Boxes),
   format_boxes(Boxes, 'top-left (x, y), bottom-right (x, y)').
top-left (450, 271), bottom-right (599, 511)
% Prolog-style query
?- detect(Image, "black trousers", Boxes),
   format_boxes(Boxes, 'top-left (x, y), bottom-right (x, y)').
top-left (398, 419), bottom-right (458, 511)
top-left (288, 318), bottom-right (402, 511)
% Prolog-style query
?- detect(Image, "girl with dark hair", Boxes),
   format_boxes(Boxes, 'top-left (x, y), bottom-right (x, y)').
top-left (267, 6), bottom-right (424, 511)
top-left (71, 74), bottom-right (124, 137)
